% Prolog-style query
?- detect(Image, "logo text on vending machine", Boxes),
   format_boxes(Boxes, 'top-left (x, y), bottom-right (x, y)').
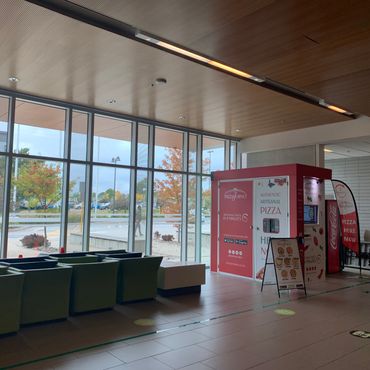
top-left (224, 188), bottom-right (247, 201)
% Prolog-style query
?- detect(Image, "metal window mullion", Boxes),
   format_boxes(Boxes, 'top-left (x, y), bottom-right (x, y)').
top-left (181, 132), bottom-right (189, 261)
top-left (60, 108), bottom-right (72, 250)
top-left (236, 141), bottom-right (241, 169)
top-left (195, 135), bottom-right (203, 262)
top-left (0, 97), bottom-right (15, 258)
top-left (128, 121), bottom-right (137, 252)
top-left (82, 113), bottom-right (94, 251)
top-left (225, 140), bottom-right (230, 171)
top-left (145, 125), bottom-right (155, 255)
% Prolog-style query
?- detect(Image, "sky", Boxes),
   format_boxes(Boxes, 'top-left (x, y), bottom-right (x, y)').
top-left (1, 122), bottom-right (225, 193)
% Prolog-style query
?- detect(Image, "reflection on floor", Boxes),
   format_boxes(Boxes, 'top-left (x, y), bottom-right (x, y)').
top-left (1, 270), bottom-right (369, 370)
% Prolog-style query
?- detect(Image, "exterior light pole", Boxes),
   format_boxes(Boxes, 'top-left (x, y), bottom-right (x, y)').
top-left (112, 156), bottom-right (120, 214)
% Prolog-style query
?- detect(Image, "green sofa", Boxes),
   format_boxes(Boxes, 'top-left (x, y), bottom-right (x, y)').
top-left (106, 255), bottom-right (163, 303)
top-left (50, 255), bottom-right (119, 314)
top-left (0, 266), bottom-right (24, 334)
top-left (8, 261), bottom-right (72, 325)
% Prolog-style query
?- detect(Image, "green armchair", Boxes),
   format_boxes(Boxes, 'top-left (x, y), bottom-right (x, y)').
top-left (107, 255), bottom-right (163, 303)
top-left (50, 255), bottom-right (119, 314)
top-left (8, 261), bottom-right (72, 325)
top-left (0, 266), bottom-right (24, 334)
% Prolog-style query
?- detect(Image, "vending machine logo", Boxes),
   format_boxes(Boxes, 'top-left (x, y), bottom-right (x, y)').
top-left (224, 188), bottom-right (247, 201)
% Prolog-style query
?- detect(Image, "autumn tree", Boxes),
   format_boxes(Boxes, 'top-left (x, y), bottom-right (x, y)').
top-left (155, 148), bottom-right (211, 215)
top-left (154, 148), bottom-right (183, 215)
top-left (15, 161), bottom-right (62, 210)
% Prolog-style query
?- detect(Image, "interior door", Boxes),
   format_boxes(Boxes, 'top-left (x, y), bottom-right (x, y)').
top-left (218, 180), bottom-right (253, 278)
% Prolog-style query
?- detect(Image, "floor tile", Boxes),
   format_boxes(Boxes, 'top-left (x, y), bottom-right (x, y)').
top-left (109, 340), bottom-right (171, 363)
top-left (154, 345), bottom-right (215, 369)
top-left (156, 331), bottom-right (209, 349)
top-left (108, 357), bottom-right (173, 370)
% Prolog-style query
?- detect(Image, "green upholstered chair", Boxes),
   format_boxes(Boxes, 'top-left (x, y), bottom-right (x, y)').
top-left (107, 255), bottom-right (163, 303)
top-left (0, 256), bottom-right (51, 264)
top-left (88, 249), bottom-right (127, 255)
top-left (0, 266), bottom-right (24, 334)
top-left (95, 252), bottom-right (142, 261)
top-left (8, 261), bottom-right (72, 325)
top-left (49, 252), bottom-right (88, 258)
top-left (51, 255), bottom-right (119, 314)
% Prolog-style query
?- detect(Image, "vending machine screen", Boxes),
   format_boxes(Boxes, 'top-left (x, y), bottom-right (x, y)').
top-left (304, 205), bottom-right (318, 224)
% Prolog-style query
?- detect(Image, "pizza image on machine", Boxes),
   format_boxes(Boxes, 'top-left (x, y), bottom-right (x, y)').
top-left (278, 247), bottom-right (285, 256)
top-left (290, 269), bottom-right (297, 278)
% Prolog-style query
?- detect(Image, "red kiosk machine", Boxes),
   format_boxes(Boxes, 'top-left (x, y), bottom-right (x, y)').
top-left (211, 164), bottom-right (332, 285)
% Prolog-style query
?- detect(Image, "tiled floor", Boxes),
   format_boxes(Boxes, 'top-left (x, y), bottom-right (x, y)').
top-left (1, 270), bottom-right (369, 370)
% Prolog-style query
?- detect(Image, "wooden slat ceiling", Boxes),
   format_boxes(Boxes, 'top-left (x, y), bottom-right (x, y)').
top-left (72, 0), bottom-right (370, 117)
top-left (0, 0), bottom-right (355, 139)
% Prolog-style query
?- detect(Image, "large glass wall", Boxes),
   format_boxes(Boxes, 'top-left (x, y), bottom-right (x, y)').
top-left (0, 92), bottom-right (238, 263)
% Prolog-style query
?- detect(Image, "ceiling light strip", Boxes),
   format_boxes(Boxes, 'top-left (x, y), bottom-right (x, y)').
top-left (136, 31), bottom-right (356, 117)
top-left (319, 99), bottom-right (349, 115)
top-left (136, 31), bottom-right (265, 83)
top-left (24, 1), bottom-right (357, 119)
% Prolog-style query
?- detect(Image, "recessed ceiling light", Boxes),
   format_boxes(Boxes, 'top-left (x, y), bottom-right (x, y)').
top-left (8, 76), bottom-right (19, 83)
top-left (324, 148), bottom-right (333, 153)
top-left (178, 115), bottom-right (186, 120)
top-left (106, 98), bottom-right (117, 104)
top-left (235, 129), bottom-right (240, 132)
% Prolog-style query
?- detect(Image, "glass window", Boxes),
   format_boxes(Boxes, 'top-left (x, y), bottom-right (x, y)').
top-left (14, 100), bottom-right (66, 158)
top-left (187, 175), bottom-right (197, 262)
top-left (0, 97), bottom-right (9, 152)
top-left (137, 124), bottom-right (149, 167)
top-left (66, 164), bottom-right (86, 252)
top-left (202, 136), bottom-right (225, 174)
top-left (155, 128), bottom-right (183, 171)
top-left (153, 171), bottom-right (182, 261)
top-left (230, 141), bottom-right (237, 170)
top-left (8, 158), bottom-right (63, 257)
top-left (89, 165), bottom-right (131, 252)
top-left (71, 111), bottom-right (88, 161)
top-left (134, 170), bottom-right (148, 253)
top-left (93, 115), bottom-right (131, 165)
top-left (201, 176), bottom-right (211, 265)
top-left (188, 134), bottom-right (198, 173)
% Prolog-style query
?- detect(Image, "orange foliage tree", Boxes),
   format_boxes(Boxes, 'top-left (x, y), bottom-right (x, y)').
top-left (15, 160), bottom-right (62, 210)
top-left (155, 148), bottom-right (183, 214)
top-left (154, 148), bottom-right (211, 215)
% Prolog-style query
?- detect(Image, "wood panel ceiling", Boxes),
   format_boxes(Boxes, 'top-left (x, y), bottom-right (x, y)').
top-left (72, 0), bottom-right (370, 117)
top-left (0, 0), bottom-right (357, 139)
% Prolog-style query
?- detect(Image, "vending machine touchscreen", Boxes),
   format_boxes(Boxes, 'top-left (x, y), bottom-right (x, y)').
top-left (304, 205), bottom-right (318, 224)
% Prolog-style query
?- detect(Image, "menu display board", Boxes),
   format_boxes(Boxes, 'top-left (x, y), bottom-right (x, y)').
top-left (261, 238), bottom-right (306, 297)
top-left (272, 238), bottom-right (305, 290)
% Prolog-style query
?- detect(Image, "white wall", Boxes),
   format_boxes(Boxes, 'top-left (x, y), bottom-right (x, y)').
top-left (240, 116), bottom-right (370, 154)
top-left (326, 156), bottom-right (370, 239)
top-left (245, 145), bottom-right (317, 168)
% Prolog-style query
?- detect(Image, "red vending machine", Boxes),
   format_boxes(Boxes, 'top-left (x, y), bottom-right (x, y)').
top-left (211, 164), bottom-right (332, 285)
